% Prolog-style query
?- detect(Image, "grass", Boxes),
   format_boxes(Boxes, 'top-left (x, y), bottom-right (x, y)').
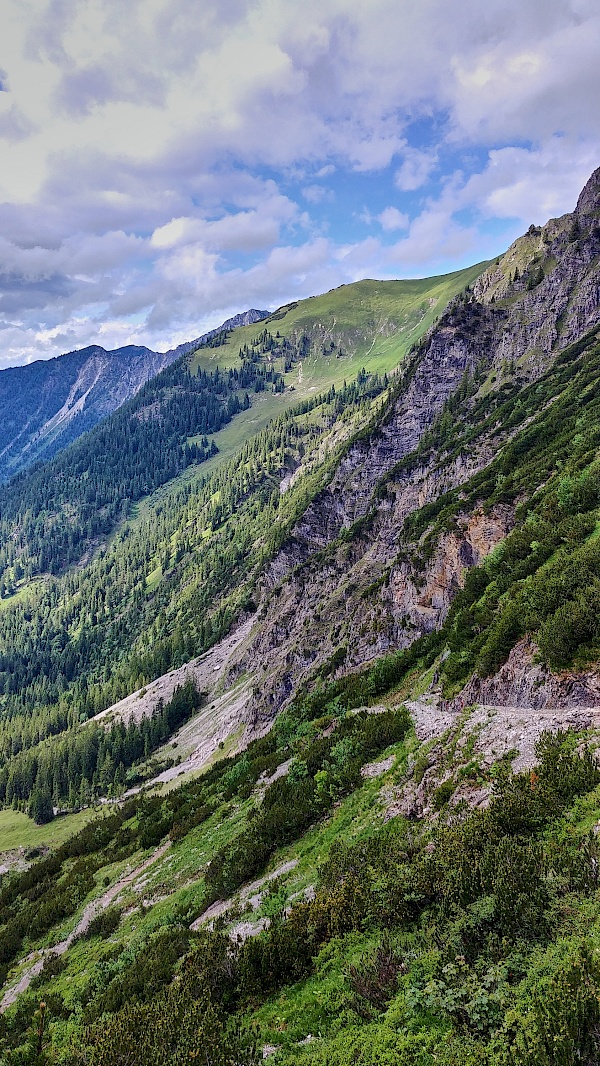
top-left (190, 270), bottom-right (489, 391)
top-left (0, 578), bottom-right (46, 613)
top-left (0, 805), bottom-right (98, 854)
top-left (4, 720), bottom-right (410, 998)
top-left (251, 929), bottom-right (377, 1053)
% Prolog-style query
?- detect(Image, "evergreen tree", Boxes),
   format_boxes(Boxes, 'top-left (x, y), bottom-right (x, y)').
top-left (29, 787), bottom-right (54, 825)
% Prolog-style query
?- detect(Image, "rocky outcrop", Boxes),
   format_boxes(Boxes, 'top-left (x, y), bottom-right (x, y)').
top-left (575, 166), bottom-right (600, 218)
top-left (237, 428), bottom-right (513, 724)
top-left (270, 332), bottom-right (492, 569)
top-left (233, 170), bottom-right (600, 727)
top-left (386, 507), bottom-right (513, 633)
top-left (384, 694), bottom-right (600, 822)
top-left (472, 166), bottom-right (600, 372)
top-left (456, 637), bottom-right (600, 710)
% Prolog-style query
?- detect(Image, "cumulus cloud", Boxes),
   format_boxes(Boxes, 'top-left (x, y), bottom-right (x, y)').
top-left (394, 149), bottom-right (438, 192)
top-left (377, 207), bottom-right (410, 232)
top-left (0, 0), bottom-right (598, 366)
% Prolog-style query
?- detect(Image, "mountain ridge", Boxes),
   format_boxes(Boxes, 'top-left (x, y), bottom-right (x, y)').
top-left (0, 309), bottom-right (270, 483)
top-left (1, 171), bottom-right (600, 1064)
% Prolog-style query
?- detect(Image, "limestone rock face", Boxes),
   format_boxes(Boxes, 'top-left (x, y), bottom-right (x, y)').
top-left (456, 638), bottom-right (600, 711)
top-left (576, 166), bottom-right (600, 217)
top-left (227, 171), bottom-right (600, 727)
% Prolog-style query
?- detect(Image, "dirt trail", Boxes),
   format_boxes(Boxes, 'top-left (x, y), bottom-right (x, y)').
top-left (0, 842), bottom-right (170, 1012)
top-left (406, 696), bottom-right (600, 770)
top-left (191, 858), bottom-right (299, 933)
top-left (382, 697), bottom-right (600, 822)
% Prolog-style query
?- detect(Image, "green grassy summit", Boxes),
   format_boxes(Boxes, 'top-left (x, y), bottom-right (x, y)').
top-left (190, 267), bottom-right (489, 393)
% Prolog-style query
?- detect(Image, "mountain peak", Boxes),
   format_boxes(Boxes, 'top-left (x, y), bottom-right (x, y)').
top-left (576, 165), bottom-right (600, 216)
top-left (0, 310), bottom-right (270, 482)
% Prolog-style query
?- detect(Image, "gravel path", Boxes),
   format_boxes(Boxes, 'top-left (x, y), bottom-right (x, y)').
top-left (406, 697), bottom-right (600, 770)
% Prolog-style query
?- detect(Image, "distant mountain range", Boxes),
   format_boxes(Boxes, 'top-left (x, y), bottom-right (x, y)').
top-left (0, 308), bottom-right (269, 482)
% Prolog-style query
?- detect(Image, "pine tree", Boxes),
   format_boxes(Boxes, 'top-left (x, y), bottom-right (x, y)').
top-left (29, 787), bottom-right (54, 825)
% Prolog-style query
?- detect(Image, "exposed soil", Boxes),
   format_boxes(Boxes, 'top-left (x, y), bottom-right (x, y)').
top-left (191, 859), bottom-right (299, 934)
top-left (94, 618), bottom-right (261, 793)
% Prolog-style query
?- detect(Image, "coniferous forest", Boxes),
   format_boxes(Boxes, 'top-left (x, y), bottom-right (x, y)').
top-left (0, 355), bottom-right (254, 582)
top-left (0, 367), bottom-right (387, 819)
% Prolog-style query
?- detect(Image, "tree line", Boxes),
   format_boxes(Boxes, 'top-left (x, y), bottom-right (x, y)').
top-left (1, 678), bottom-right (203, 821)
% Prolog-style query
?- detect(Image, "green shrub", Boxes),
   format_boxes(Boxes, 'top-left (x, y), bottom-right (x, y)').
top-left (81, 907), bottom-right (121, 941)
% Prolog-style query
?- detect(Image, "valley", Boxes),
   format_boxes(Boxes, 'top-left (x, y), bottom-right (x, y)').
top-left (0, 170), bottom-right (600, 1064)
top-left (0, 310), bottom-right (269, 484)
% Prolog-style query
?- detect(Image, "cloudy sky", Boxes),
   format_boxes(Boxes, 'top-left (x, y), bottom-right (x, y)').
top-left (0, 0), bottom-right (598, 367)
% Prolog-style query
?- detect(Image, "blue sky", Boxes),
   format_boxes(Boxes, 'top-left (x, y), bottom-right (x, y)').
top-left (0, 0), bottom-right (599, 366)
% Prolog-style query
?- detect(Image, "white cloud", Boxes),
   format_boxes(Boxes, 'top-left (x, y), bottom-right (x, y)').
top-left (0, 0), bottom-right (598, 365)
top-left (377, 207), bottom-right (409, 231)
top-left (302, 184), bottom-right (334, 204)
top-left (394, 149), bottom-right (437, 191)
top-left (431, 139), bottom-right (600, 230)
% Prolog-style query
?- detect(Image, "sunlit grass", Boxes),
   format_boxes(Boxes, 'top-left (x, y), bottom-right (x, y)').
top-left (0, 805), bottom-right (99, 853)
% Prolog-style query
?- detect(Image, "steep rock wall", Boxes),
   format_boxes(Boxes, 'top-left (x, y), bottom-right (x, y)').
top-left (456, 638), bottom-right (600, 710)
top-left (234, 172), bottom-right (600, 726)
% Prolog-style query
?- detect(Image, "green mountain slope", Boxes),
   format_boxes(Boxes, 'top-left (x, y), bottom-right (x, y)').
top-left (0, 267), bottom-right (484, 591)
top-left (2, 172), bottom-right (600, 1064)
top-left (1, 633), bottom-right (600, 1065)
top-left (190, 268), bottom-right (489, 384)
top-left (0, 266), bottom-right (485, 787)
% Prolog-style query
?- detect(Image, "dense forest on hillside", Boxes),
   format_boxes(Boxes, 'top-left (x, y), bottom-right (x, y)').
top-left (0, 355), bottom-right (266, 586)
top-left (1, 678), bottom-right (203, 820)
top-left (0, 320), bottom-right (373, 594)
top-left (0, 372), bottom-right (389, 808)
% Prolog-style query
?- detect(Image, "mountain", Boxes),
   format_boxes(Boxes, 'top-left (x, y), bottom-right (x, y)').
top-left (1, 171), bottom-right (600, 1063)
top-left (0, 266), bottom-right (482, 593)
top-left (0, 309), bottom-right (269, 482)
top-left (166, 308), bottom-right (269, 359)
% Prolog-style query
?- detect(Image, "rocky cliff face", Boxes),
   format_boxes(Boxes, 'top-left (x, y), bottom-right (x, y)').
top-left (473, 166), bottom-right (600, 372)
top-left (238, 444), bottom-right (513, 725)
top-left (455, 638), bottom-right (600, 711)
top-left (229, 169), bottom-right (600, 726)
top-left (0, 344), bottom-right (181, 481)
